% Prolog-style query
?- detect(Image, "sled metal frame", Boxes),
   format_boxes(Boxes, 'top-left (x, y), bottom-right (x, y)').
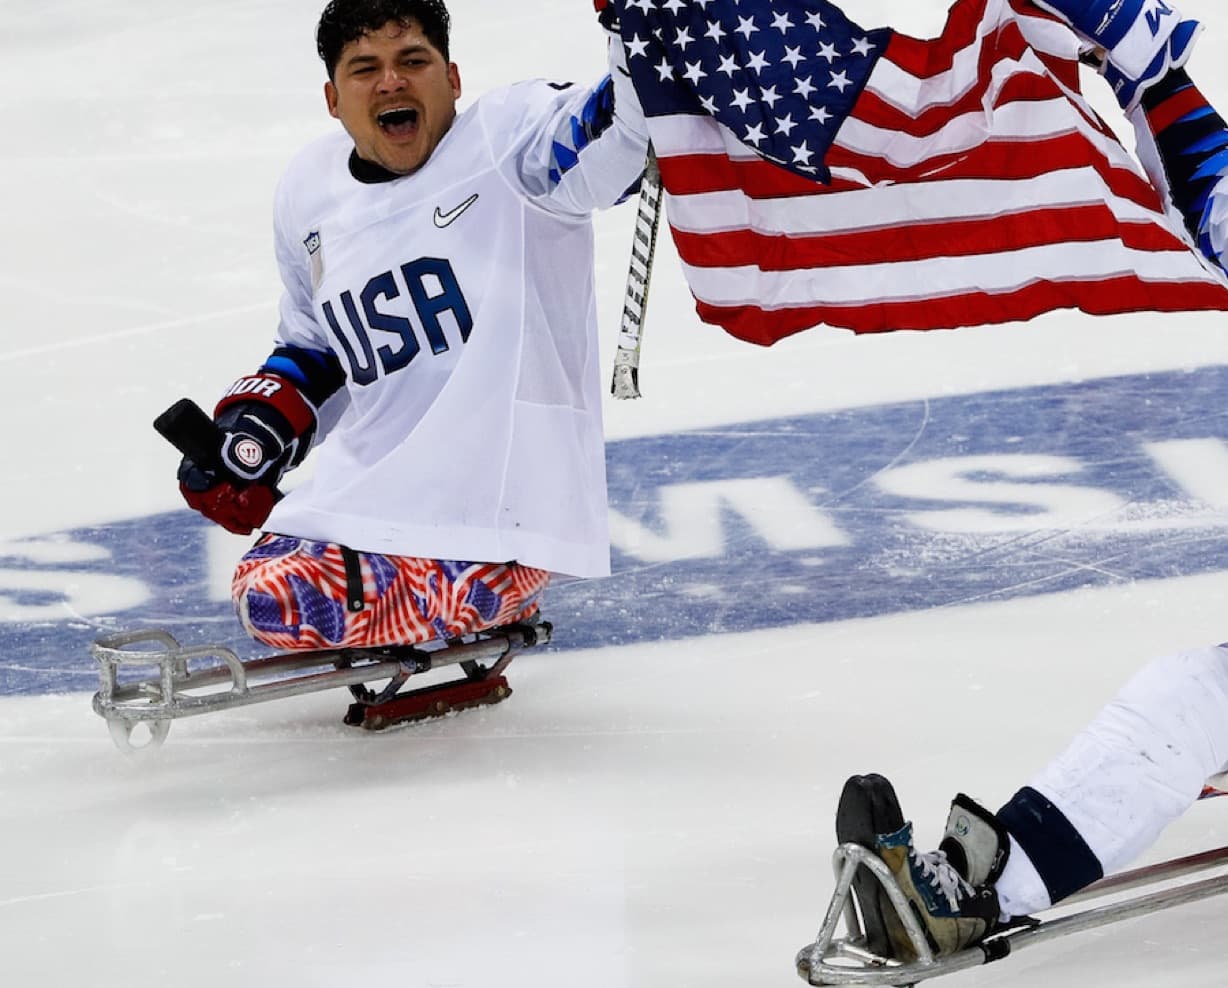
top-left (796, 840), bottom-right (1228, 987)
top-left (90, 621), bottom-right (550, 752)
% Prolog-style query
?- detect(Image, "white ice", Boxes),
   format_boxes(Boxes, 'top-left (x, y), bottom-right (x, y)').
top-left (3, 1), bottom-right (1228, 986)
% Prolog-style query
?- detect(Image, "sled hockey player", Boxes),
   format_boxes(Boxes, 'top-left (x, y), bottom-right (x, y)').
top-left (822, 0), bottom-right (1228, 963)
top-left (836, 639), bottom-right (1228, 962)
top-left (174, 0), bottom-right (648, 651)
top-left (1037, 0), bottom-right (1228, 277)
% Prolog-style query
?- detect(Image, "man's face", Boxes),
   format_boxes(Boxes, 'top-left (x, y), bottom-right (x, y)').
top-left (325, 19), bottom-right (461, 176)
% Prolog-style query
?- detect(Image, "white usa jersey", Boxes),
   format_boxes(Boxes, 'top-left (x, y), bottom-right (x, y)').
top-left (263, 76), bottom-right (648, 576)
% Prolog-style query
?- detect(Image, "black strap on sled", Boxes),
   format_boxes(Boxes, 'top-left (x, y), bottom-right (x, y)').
top-left (340, 545), bottom-right (365, 612)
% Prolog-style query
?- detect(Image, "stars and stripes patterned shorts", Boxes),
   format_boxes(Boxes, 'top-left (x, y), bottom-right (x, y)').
top-left (231, 534), bottom-right (550, 651)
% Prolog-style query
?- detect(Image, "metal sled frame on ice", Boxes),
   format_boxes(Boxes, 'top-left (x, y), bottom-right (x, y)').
top-left (796, 839), bottom-right (1228, 987)
top-left (90, 620), bottom-right (551, 752)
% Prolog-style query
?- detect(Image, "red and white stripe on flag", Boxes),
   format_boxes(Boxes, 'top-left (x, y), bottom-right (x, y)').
top-left (648, 0), bottom-right (1228, 344)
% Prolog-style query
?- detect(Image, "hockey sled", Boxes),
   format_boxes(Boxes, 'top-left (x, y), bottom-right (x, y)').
top-left (90, 620), bottom-right (550, 752)
top-left (796, 839), bottom-right (1228, 987)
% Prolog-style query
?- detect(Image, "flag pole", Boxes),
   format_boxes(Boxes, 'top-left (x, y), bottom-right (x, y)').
top-left (610, 146), bottom-right (662, 400)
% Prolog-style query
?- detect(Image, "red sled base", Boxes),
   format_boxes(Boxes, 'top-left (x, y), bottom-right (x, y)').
top-left (345, 672), bottom-right (512, 729)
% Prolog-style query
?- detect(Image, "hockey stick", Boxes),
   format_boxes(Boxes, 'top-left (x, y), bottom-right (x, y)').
top-left (153, 398), bottom-right (227, 473)
top-left (610, 146), bottom-right (663, 400)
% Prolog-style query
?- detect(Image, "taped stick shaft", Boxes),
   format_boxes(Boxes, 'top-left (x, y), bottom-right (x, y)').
top-left (153, 398), bottom-right (225, 469)
top-left (611, 148), bottom-right (662, 400)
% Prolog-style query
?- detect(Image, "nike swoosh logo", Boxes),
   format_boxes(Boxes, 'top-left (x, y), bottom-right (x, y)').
top-left (433, 193), bottom-right (479, 228)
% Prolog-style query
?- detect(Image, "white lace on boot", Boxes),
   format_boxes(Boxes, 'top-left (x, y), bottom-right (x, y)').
top-left (913, 849), bottom-right (977, 912)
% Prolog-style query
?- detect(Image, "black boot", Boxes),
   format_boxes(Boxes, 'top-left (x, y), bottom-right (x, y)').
top-left (835, 773), bottom-right (906, 957)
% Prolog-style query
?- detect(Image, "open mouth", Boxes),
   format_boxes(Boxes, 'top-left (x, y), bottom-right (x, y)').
top-left (377, 106), bottom-right (419, 138)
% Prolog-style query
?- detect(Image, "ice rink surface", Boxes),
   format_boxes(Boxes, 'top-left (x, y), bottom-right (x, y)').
top-left (4, 1), bottom-right (1228, 985)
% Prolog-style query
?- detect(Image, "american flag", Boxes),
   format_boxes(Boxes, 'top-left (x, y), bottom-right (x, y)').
top-left (610, 0), bottom-right (1228, 342)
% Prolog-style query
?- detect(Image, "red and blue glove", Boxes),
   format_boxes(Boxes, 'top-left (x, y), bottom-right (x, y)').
top-left (177, 374), bottom-right (316, 535)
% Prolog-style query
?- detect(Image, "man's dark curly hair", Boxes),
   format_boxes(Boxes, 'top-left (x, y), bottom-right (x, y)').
top-left (317, 0), bottom-right (451, 79)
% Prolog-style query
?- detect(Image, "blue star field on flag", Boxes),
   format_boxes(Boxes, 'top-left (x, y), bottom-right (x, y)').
top-left (611, 0), bottom-right (892, 183)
